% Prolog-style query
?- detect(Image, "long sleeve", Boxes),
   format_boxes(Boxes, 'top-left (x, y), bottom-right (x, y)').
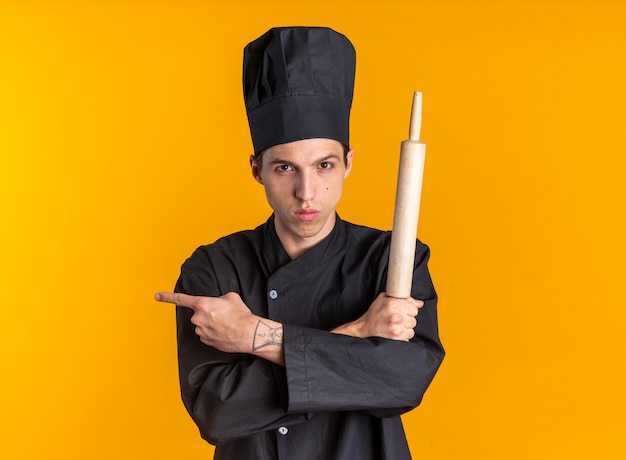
top-left (175, 248), bottom-right (308, 445)
top-left (282, 241), bottom-right (444, 417)
top-left (283, 326), bottom-right (442, 417)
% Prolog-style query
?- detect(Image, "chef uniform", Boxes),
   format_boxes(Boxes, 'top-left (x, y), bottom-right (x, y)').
top-left (175, 27), bottom-right (444, 460)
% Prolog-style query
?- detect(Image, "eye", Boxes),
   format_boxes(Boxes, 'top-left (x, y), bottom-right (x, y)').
top-left (275, 164), bottom-right (293, 172)
top-left (319, 161), bottom-right (333, 170)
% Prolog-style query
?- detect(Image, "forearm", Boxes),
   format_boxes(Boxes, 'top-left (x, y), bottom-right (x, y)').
top-left (283, 323), bottom-right (444, 416)
top-left (178, 307), bottom-right (303, 443)
top-left (282, 287), bottom-right (443, 416)
top-left (249, 316), bottom-right (285, 366)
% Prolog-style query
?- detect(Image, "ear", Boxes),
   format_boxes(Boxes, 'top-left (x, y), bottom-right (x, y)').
top-left (250, 155), bottom-right (263, 184)
top-left (344, 149), bottom-right (354, 179)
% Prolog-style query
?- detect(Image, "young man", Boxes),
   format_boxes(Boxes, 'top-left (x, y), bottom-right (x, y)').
top-left (156, 27), bottom-right (444, 459)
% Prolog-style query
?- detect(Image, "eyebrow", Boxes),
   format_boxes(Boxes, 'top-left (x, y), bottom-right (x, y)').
top-left (269, 153), bottom-right (342, 167)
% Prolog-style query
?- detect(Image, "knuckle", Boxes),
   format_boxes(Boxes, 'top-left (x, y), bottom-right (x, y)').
top-left (390, 313), bottom-right (403, 324)
top-left (190, 312), bottom-right (208, 327)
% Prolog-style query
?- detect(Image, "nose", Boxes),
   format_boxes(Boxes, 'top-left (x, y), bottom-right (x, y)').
top-left (295, 170), bottom-right (315, 202)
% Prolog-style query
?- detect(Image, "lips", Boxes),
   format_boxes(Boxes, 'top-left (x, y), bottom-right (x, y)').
top-left (294, 209), bottom-right (319, 222)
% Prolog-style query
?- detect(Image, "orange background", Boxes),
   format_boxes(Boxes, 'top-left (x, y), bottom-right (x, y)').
top-left (1, 1), bottom-right (625, 458)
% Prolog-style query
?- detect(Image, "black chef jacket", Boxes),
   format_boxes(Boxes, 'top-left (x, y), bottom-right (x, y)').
top-left (175, 215), bottom-right (444, 460)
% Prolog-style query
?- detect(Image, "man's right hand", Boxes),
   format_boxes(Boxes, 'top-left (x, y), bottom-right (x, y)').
top-left (332, 293), bottom-right (423, 341)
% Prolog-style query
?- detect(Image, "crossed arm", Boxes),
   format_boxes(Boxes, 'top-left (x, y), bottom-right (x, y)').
top-left (154, 291), bottom-right (423, 366)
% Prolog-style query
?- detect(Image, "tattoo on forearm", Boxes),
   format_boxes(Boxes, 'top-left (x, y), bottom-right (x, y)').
top-left (253, 320), bottom-right (283, 351)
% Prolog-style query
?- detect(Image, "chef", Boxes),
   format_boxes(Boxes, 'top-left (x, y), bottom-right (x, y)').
top-left (156, 26), bottom-right (444, 460)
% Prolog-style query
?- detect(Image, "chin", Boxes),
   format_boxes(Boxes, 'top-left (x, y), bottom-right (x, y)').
top-left (293, 222), bottom-right (324, 238)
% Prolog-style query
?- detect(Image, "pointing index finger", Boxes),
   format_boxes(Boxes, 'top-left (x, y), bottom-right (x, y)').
top-left (154, 292), bottom-right (198, 310)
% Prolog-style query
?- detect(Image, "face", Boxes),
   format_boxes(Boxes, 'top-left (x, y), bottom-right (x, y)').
top-left (250, 138), bottom-right (353, 254)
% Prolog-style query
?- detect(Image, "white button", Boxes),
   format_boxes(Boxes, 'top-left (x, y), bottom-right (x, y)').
top-left (278, 426), bottom-right (288, 435)
top-left (269, 289), bottom-right (278, 299)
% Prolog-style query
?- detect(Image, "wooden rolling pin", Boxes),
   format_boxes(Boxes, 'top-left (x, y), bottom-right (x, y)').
top-left (386, 92), bottom-right (426, 298)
